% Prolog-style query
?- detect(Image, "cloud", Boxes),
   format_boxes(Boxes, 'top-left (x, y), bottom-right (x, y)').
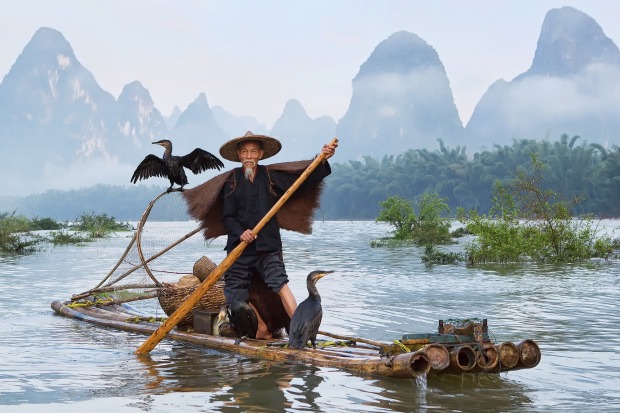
top-left (505, 64), bottom-right (620, 121)
top-left (467, 62), bottom-right (620, 148)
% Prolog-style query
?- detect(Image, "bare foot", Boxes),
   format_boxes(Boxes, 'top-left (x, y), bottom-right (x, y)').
top-left (249, 302), bottom-right (272, 340)
top-left (255, 326), bottom-right (272, 340)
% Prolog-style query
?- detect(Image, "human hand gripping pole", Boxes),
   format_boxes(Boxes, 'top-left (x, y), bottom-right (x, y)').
top-left (136, 138), bottom-right (339, 354)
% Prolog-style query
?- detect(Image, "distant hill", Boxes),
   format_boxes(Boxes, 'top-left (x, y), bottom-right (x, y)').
top-left (466, 6), bottom-right (620, 153)
top-left (336, 31), bottom-right (465, 160)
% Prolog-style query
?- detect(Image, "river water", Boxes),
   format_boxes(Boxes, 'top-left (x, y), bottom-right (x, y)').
top-left (1, 220), bottom-right (619, 412)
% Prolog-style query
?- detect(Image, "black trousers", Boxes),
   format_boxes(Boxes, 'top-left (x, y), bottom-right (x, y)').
top-left (223, 250), bottom-right (288, 303)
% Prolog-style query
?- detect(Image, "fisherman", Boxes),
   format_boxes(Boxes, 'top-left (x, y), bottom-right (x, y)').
top-left (183, 131), bottom-right (337, 339)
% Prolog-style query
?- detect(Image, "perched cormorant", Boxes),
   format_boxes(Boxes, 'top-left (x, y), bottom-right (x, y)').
top-left (288, 270), bottom-right (334, 349)
top-left (130, 139), bottom-right (224, 191)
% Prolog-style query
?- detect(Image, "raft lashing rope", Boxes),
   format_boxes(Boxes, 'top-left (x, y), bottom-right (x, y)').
top-left (69, 190), bottom-right (220, 321)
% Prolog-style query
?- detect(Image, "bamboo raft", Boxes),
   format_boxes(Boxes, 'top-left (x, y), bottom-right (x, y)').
top-left (51, 177), bottom-right (541, 380)
top-left (50, 300), bottom-right (541, 379)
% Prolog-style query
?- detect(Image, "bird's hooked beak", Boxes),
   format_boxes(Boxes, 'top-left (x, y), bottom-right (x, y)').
top-left (213, 306), bottom-right (229, 336)
top-left (315, 270), bottom-right (334, 280)
top-left (217, 306), bottom-right (229, 323)
top-left (152, 140), bottom-right (165, 146)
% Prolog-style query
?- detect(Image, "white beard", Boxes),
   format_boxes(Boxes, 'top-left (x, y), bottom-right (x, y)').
top-left (243, 161), bottom-right (256, 180)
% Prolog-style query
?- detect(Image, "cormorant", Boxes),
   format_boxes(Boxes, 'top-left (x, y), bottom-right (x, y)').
top-left (288, 270), bottom-right (334, 349)
top-left (226, 301), bottom-right (258, 343)
top-left (130, 139), bottom-right (224, 191)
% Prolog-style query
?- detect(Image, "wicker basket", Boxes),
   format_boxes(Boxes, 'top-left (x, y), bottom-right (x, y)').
top-left (158, 255), bottom-right (224, 330)
top-left (157, 280), bottom-right (226, 329)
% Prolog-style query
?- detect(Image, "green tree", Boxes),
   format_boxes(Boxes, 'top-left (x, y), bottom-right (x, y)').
top-left (376, 192), bottom-right (452, 245)
top-left (457, 182), bottom-right (526, 264)
top-left (459, 155), bottom-right (617, 264)
top-left (0, 211), bottom-right (43, 254)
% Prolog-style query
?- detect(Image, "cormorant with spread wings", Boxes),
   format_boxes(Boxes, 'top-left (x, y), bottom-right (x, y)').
top-left (131, 139), bottom-right (224, 191)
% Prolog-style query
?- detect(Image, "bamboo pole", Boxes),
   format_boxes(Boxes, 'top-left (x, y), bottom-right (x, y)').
top-left (446, 345), bottom-right (477, 373)
top-left (494, 341), bottom-right (520, 370)
top-left (318, 330), bottom-right (390, 350)
top-left (515, 339), bottom-right (541, 369)
top-left (71, 283), bottom-right (159, 301)
top-left (136, 138), bottom-right (339, 354)
top-left (474, 343), bottom-right (499, 371)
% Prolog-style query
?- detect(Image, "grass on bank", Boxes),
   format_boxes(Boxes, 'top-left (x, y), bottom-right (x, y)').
top-left (71, 212), bottom-right (133, 238)
top-left (0, 211), bottom-right (134, 254)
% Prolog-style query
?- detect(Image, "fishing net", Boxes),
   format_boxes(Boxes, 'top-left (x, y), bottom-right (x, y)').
top-left (69, 190), bottom-right (225, 328)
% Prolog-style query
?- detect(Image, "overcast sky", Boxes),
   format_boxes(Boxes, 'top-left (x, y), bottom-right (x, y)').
top-left (2, 1), bottom-right (619, 129)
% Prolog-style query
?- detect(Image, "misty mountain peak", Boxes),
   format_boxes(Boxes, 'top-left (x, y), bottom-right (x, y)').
top-left (172, 92), bottom-right (228, 146)
top-left (176, 92), bottom-right (211, 122)
top-left (0, 25), bottom-right (121, 172)
top-left (467, 7), bottom-right (620, 153)
top-left (2, 26), bottom-right (80, 86)
top-left (281, 99), bottom-right (311, 122)
top-left (119, 81), bottom-right (151, 102)
top-left (270, 98), bottom-right (336, 159)
top-left (1, 25), bottom-right (111, 107)
top-left (525, 6), bottom-right (620, 77)
top-left (338, 30), bottom-right (463, 159)
top-left (26, 27), bottom-right (74, 57)
top-left (117, 81), bottom-right (167, 144)
top-left (166, 106), bottom-right (182, 128)
top-left (355, 30), bottom-right (444, 81)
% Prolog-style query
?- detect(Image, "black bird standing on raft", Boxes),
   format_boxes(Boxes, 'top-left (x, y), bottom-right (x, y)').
top-left (288, 270), bottom-right (334, 349)
top-left (226, 301), bottom-right (258, 344)
top-left (130, 139), bottom-right (224, 192)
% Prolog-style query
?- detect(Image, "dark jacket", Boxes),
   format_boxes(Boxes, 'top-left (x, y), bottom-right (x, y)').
top-left (222, 162), bottom-right (331, 254)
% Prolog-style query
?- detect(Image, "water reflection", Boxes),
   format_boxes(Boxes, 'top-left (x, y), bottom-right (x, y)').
top-left (133, 345), bottom-right (538, 413)
top-left (424, 374), bottom-right (533, 412)
top-left (136, 347), bottom-right (328, 412)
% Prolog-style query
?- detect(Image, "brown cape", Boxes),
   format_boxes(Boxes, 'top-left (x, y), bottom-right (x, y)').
top-left (183, 160), bottom-right (324, 240)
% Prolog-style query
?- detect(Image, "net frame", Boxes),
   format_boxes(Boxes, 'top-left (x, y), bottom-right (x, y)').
top-left (71, 190), bottom-right (204, 303)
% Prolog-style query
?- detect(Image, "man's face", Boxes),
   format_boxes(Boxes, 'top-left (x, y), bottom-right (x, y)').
top-left (237, 141), bottom-right (263, 169)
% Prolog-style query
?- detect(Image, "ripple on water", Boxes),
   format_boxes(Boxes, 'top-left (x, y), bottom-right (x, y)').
top-left (1, 221), bottom-right (620, 412)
